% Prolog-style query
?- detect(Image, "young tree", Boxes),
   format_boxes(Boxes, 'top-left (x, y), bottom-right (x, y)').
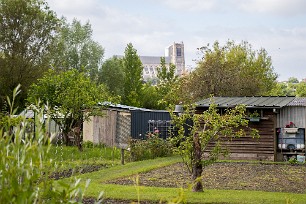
top-left (122, 43), bottom-right (143, 106)
top-left (0, 0), bottom-right (60, 110)
top-left (27, 69), bottom-right (113, 151)
top-left (51, 18), bottom-right (104, 81)
top-left (98, 56), bottom-right (125, 96)
top-left (156, 57), bottom-right (179, 108)
top-left (170, 103), bottom-right (259, 192)
top-left (188, 40), bottom-right (278, 101)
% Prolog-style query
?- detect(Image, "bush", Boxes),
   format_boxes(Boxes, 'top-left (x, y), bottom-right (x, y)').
top-left (127, 133), bottom-right (173, 161)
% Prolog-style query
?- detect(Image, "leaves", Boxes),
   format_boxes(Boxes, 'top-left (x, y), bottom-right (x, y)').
top-left (27, 69), bottom-right (113, 149)
top-left (189, 40), bottom-right (278, 101)
top-left (122, 43), bottom-right (143, 106)
top-left (0, 0), bottom-right (60, 110)
top-left (51, 18), bottom-right (104, 81)
top-left (170, 101), bottom-right (259, 179)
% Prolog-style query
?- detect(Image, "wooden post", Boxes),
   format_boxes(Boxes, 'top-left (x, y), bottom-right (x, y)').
top-left (121, 148), bottom-right (125, 165)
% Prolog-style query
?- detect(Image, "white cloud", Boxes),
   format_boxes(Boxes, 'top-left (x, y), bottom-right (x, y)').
top-left (45, 0), bottom-right (306, 81)
top-left (233, 0), bottom-right (306, 16)
top-left (159, 0), bottom-right (217, 11)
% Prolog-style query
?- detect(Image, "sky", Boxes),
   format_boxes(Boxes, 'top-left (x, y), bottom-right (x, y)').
top-left (46, 0), bottom-right (306, 81)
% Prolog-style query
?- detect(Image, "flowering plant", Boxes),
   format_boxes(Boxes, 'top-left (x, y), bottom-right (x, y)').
top-left (285, 122), bottom-right (296, 128)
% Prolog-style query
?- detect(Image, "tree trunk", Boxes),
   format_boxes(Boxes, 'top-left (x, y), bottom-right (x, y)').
top-left (192, 133), bottom-right (203, 192)
top-left (62, 127), bottom-right (70, 146)
top-left (73, 126), bottom-right (83, 152)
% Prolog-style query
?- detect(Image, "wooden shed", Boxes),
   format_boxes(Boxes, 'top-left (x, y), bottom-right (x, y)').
top-left (196, 96), bottom-right (306, 161)
top-left (83, 104), bottom-right (171, 148)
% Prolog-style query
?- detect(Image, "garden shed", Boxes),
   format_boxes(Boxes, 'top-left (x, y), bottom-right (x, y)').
top-left (196, 96), bottom-right (306, 161)
top-left (83, 104), bottom-right (171, 148)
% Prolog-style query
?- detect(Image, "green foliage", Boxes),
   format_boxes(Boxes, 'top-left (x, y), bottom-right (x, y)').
top-left (268, 78), bottom-right (306, 96)
top-left (140, 82), bottom-right (163, 109)
top-left (156, 57), bottom-right (179, 109)
top-left (127, 133), bottom-right (173, 161)
top-left (122, 43), bottom-right (143, 106)
top-left (0, 0), bottom-right (60, 110)
top-left (157, 57), bottom-right (178, 86)
top-left (288, 157), bottom-right (298, 165)
top-left (98, 56), bottom-right (125, 96)
top-left (47, 145), bottom-right (121, 164)
top-left (189, 40), bottom-right (278, 101)
top-left (27, 69), bottom-right (113, 149)
top-left (296, 82), bottom-right (306, 97)
top-left (268, 82), bottom-right (295, 96)
top-left (51, 18), bottom-right (104, 81)
top-left (288, 77), bottom-right (299, 84)
top-left (140, 56), bottom-right (187, 109)
top-left (0, 86), bottom-right (96, 203)
top-left (169, 102), bottom-right (259, 191)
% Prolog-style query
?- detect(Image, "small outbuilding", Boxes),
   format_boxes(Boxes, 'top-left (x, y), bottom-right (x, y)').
top-left (196, 96), bottom-right (306, 161)
top-left (83, 104), bottom-right (172, 148)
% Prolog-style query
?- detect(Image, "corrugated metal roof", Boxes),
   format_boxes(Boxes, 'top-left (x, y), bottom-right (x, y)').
top-left (286, 97), bottom-right (306, 106)
top-left (99, 102), bottom-right (169, 112)
top-left (196, 96), bottom-right (296, 108)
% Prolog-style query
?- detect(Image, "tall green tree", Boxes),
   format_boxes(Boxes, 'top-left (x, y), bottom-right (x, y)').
top-left (52, 18), bottom-right (104, 81)
top-left (188, 40), bottom-right (278, 101)
top-left (27, 69), bottom-right (113, 151)
top-left (98, 56), bottom-right (125, 96)
top-left (156, 57), bottom-right (179, 108)
top-left (0, 0), bottom-right (60, 110)
top-left (122, 43), bottom-right (143, 106)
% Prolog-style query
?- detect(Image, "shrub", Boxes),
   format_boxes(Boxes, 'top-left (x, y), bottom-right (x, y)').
top-left (127, 133), bottom-right (173, 161)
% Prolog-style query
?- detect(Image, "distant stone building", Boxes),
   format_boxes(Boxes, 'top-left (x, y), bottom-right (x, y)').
top-left (141, 42), bottom-right (185, 80)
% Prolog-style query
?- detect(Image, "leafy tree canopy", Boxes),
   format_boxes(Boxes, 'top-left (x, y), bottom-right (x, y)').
top-left (188, 40), bottom-right (278, 101)
top-left (27, 69), bottom-right (114, 150)
top-left (122, 43), bottom-right (143, 107)
top-left (98, 56), bottom-right (125, 97)
top-left (288, 77), bottom-right (299, 84)
top-left (51, 18), bottom-right (104, 81)
top-left (0, 0), bottom-right (60, 110)
top-left (296, 82), bottom-right (306, 97)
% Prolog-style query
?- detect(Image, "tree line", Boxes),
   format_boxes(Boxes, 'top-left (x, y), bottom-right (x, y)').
top-left (2, 0), bottom-right (300, 151)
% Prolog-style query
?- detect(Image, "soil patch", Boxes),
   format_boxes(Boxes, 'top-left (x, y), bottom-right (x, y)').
top-left (107, 162), bottom-right (306, 194)
top-left (50, 164), bottom-right (109, 180)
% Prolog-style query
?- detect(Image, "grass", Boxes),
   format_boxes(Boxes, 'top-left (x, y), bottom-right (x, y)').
top-left (45, 145), bottom-right (121, 170)
top-left (57, 156), bottom-right (306, 203)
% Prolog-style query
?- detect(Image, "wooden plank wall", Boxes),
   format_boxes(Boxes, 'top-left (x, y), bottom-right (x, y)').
top-left (93, 110), bottom-right (117, 146)
top-left (197, 108), bottom-right (276, 161)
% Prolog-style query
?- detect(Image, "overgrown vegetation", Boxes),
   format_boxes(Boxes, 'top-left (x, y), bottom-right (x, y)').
top-left (0, 86), bottom-right (102, 203)
top-left (127, 133), bottom-right (173, 161)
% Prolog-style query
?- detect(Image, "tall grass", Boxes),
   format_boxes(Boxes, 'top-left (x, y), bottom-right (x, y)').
top-left (0, 86), bottom-right (101, 203)
top-left (47, 145), bottom-right (121, 163)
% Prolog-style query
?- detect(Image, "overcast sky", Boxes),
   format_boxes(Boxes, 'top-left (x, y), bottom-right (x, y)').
top-left (46, 0), bottom-right (306, 81)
